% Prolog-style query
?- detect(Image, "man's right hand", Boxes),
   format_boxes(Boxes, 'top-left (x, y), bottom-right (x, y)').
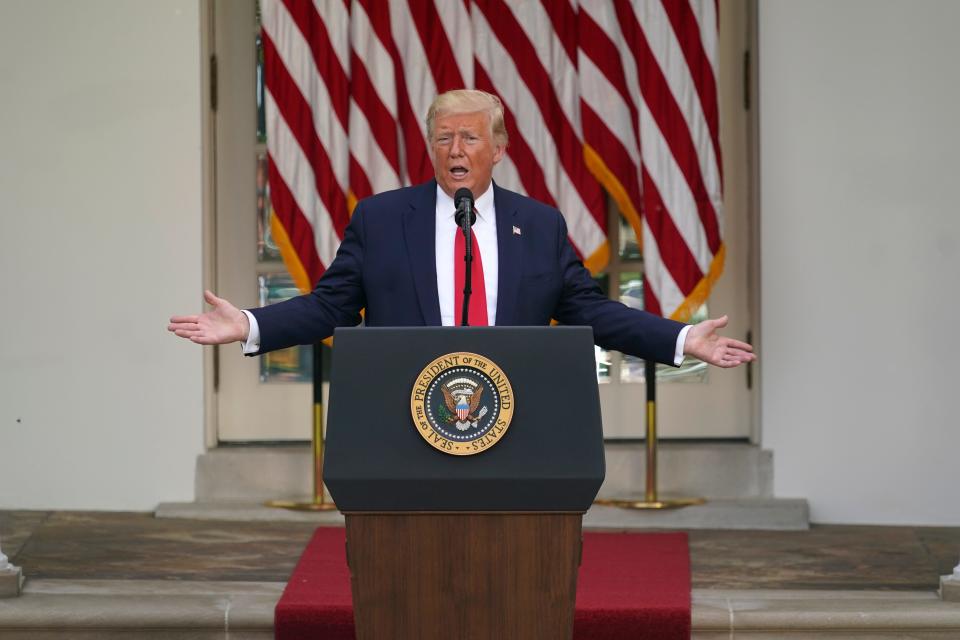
top-left (168, 290), bottom-right (250, 345)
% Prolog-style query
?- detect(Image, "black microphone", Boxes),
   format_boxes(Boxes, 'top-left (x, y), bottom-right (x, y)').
top-left (454, 188), bottom-right (476, 228)
top-left (454, 188), bottom-right (477, 326)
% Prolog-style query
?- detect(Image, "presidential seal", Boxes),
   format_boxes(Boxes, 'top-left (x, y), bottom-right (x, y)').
top-left (410, 352), bottom-right (515, 456)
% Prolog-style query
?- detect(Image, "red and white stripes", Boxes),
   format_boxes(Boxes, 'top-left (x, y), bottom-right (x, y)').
top-left (580, 0), bottom-right (724, 319)
top-left (261, 0), bottom-right (723, 321)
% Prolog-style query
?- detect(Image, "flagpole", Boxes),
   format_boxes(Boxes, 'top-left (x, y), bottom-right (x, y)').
top-left (265, 341), bottom-right (337, 511)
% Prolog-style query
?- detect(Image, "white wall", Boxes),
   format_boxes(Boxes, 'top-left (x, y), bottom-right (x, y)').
top-left (759, 0), bottom-right (960, 524)
top-left (0, 1), bottom-right (205, 509)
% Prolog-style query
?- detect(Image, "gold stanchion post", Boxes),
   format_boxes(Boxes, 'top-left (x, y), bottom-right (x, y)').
top-left (266, 341), bottom-right (337, 511)
top-left (595, 359), bottom-right (705, 510)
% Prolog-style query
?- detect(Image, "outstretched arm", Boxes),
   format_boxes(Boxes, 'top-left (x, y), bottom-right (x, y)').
top-left (683, 315), bottom-right (755, 368)
top-left (168, 290), bottom-right (250, 345)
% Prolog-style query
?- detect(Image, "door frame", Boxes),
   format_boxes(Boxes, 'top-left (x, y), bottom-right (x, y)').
top-left (199, 0), bottom-right (764, 446)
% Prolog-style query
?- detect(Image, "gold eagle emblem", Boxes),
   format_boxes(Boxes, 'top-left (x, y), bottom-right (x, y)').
top-left (441, 385), bottom-right (483, 423)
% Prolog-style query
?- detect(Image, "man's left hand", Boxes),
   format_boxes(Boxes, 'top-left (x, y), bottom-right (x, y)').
top-left (683, 315), bottom-right (756, 368)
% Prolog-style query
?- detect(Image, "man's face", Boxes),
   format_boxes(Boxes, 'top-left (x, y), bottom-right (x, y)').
top-left (431, 110), bottom-right (505, 199)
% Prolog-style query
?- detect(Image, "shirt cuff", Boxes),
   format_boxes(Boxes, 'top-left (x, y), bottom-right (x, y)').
top-left (240, 310), bottom-right (261, 355)
top-left (674, 325), bottom-right (691, 366)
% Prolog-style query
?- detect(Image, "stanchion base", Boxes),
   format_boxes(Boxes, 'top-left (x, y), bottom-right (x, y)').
top-left (594, 497), bottom-right (706, 510)
top-left (264, 499), bottom-right (339, 512)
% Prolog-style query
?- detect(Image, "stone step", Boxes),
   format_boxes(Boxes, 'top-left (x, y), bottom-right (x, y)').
top-left (195, 445), bottom-right (319, 503)
top-left (599, 441), bottom-right (773, 500)
top-left (2, 580), bottom-right (959, 638)
top-left (156, 497), bottom-right (809, 530)
top-left (585, 499), bottom-right (808, 531)
top-left (194, 442), bottom-right (774, 503)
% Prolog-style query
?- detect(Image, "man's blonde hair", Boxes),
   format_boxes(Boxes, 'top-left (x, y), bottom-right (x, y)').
top-left (426, 89), bottom-right (508, 147)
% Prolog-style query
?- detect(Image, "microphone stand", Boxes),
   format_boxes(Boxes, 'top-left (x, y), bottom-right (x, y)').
top-left (459, 206), bottom-right (473, 326)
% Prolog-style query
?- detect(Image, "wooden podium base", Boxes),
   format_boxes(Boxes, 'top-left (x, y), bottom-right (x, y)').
top-left (345, 512), bottom-right (583, 640)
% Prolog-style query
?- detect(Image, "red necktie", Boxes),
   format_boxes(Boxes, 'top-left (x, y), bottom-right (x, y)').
top-left (454, 226), bottom-right (488, 326)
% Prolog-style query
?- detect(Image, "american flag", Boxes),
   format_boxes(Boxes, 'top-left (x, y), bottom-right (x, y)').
top-left (260, 0), bottom-right (723, 322)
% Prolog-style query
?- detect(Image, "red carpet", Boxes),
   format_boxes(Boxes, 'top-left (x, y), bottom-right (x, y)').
top-left (275, 527), bottom-right (690, 640)
top-left (574, 530), bottom-right (691, 639)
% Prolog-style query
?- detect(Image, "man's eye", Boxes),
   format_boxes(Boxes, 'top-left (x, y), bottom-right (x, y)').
top-left (437, 136), bottom-right (451, 144)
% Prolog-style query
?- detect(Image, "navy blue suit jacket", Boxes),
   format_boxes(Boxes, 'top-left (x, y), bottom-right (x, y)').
top-left (250, 180), bottom-right (684, 364)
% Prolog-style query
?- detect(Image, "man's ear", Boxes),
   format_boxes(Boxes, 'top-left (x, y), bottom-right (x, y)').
top-left (492, 143), bottom-right (505, 165)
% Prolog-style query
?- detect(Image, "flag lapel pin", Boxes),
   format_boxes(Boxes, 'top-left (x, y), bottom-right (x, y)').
top-left (512, 225), bottom-right (521, 236)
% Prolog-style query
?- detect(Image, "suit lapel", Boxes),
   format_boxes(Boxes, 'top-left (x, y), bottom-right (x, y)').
top-left (494, 183), bottom-right (522, 326)
top-left (402, 181), bottom-right (442, 326)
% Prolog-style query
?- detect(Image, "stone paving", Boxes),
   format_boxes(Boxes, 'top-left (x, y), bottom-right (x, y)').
top-left (2, 510), bottom-right (957, 590)
top-left (1, 510), bottom-right (959, 638)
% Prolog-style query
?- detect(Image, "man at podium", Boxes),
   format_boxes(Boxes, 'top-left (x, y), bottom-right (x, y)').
top-left (169, 89), bottom-right (754, 371)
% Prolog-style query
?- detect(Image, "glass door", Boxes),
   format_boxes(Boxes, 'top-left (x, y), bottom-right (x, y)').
top-left (210, 0), bottom-right (755, 442)
top-left (214, 0), bottom-right (314, 441)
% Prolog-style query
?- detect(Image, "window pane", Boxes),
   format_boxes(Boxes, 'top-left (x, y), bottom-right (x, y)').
top-left (619, 271), bottom-right (644, 310)
top-left (617, 272), bottom-right (710, 383)
top-left (618, 215), bottom-right (642, 260)
top-left (257, 153), bottom-right (282, 262)
top-left (618, 270), bottom-right (646, 381)
top-left (593, 273), bottom-right (611, 381)
top-left (595, 345), bottom-right (612, 382)
top-left (258, 273), bottom-right (312, 383)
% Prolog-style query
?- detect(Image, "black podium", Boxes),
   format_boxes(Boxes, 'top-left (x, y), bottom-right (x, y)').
top-left (324, 326), bottom-right (605, 639)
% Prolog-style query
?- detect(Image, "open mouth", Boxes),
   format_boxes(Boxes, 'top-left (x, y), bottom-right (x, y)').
top-left (449, 166), bottom-right (468, 179)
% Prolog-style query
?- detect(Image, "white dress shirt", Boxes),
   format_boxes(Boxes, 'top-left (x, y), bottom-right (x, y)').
top-left (436, 184), bottom-right (498, 326)
top-left (242, 184), bottom-right (689, 365)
